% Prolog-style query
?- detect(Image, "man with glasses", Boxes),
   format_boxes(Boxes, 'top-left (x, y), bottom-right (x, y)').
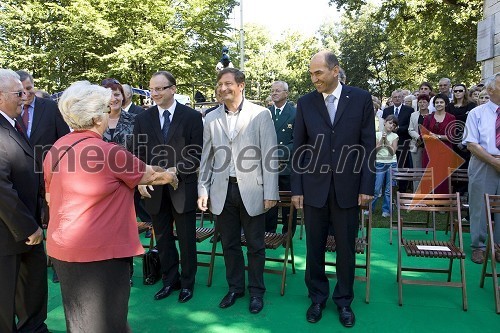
top-left (265, 81), bottom-right (297, 235)
top-left (0, 69), bottom-right (48, 333)
top-left (133, 71), bottom-right (203, 303)
top-left (438, 77), bottom-right (453, 101)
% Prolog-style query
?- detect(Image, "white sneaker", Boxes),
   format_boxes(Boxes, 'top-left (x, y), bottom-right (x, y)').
top-left (382, 212), bottom-right (390, 218)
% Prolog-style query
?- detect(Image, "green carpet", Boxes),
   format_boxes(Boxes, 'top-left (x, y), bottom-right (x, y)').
top-left (46, 226), bottom-right (499, 332)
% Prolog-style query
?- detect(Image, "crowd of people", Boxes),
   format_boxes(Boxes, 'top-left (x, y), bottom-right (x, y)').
top-left (1, 50), bottom-right (500, 332)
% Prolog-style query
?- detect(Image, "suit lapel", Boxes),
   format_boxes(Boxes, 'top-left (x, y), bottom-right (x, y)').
top-left (165, 104), bottom-right (185, 144)
top-left (149, 107), bottom-right (163, 144)
top-left (232, 100), bottom-right (252, 140)
top-left (312, 91), bottom-right (333, 128)
top-left (332, 86), bottom-right (351, 128)
top-left (30, 97), bottom-right (44, 137)
top-left (0, 116), bottom-right (34, 158)
top-left (215, 107), bottom-right (230, 140)
top-left (275, 102), bottom-right (291, 130)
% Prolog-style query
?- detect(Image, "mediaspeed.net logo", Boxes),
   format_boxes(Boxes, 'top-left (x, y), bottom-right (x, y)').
top-left (411, 124), bottom-right (465, 206)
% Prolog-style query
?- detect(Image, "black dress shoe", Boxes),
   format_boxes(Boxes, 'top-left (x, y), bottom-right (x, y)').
top-left (338, 306), bottom-right (355, 328)
top-left (249, 296), bottom-right (264, 314)
top-left (154, 283), bottom-right (181, 300)
top-left (178, 289), bottom-right (193, 303)
top-left (306, 302), bottom-right (325, 323)
top-left (219, 291), bottom-right (245, 308)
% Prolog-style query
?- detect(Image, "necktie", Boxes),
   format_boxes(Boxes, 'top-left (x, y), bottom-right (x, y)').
top-left (394, 106), bottom-right (399, 118)
top-left (162, 110), bottom-right (171, 143)
top-left (326, 94), bottom-right (336, 124)
top-left (275, 108), bottom-right (281, 121)
top-left (22, 104), bottom-right (29, 129)
top-left (496, 107), bottom-right (500, 150)
top-left (14, 120), bottom-right (29, 144)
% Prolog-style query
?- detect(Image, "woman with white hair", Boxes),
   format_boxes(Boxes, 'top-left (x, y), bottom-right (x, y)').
top-left (43, 81), bottom-right (178, 332)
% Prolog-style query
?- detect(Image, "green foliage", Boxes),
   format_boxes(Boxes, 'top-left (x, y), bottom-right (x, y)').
top-left (327, 0), bottom-right (482, 97)
top-left (0, 0), bottom-right (238, 93)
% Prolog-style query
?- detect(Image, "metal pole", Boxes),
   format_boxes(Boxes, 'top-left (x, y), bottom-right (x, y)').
top-left (239, 0), bottom-right (244, 71)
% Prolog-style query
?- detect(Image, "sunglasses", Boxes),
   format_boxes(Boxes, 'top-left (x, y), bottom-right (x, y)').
top-left (8, 91), bottom-right (23, 97)
top-left (101, 78), bottom-right (120, 86)
top-left (453, 89), bottom-right (464, 93)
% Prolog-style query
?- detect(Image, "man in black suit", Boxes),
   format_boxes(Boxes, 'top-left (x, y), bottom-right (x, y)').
top-left (265, 80), bottom-right (297, 235)
top-left (291, 51), bottom-right (375, 327)
top-left (134, 71), bottom-right (203, 303)
top-left (0, 69), bottom-right (48, 333)
top-left (123, 84), bottom-right (145, 115)
top-left (382, 89), bottom-right (414, 191)
top-left (16, 71), bottom-right (70, 171)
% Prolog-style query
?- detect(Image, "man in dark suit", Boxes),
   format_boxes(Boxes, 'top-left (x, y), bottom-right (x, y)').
top-left (123, 84), bottom-right (145, 115)
top-left (382, 89), bottom-right (414, 191)
top-left (134, 71), bottom-right (203, 303)
top-left (0, 69), bottom-right (48, 333)
top-left (265, 80), bottom-right (297, 235)
top-left (291, 51), bottom-right (375, 327)
top-left (15, 70), bottom-right (70, 172)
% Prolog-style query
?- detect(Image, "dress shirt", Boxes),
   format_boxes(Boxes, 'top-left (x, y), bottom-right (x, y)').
top-left (158, 100), bottom-right (177, 129)
top-left (0, 110), bottom-right (15, 128)
top-left (462, 101), bottom-right (500, 155)
top-left (225, 99), bottom-right (244, 177)
top-left (322, 83), bottom-right (343, 112)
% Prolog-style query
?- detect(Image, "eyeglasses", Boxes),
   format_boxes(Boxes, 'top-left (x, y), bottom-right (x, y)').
top-left (7, 91), bottom-right (24, 97)
top-left (101, 78), bottom-right (120, 86)
top-left (149, 85), bottom-right (174, 93)
top-left (453, 89), bottom-right (464, 93)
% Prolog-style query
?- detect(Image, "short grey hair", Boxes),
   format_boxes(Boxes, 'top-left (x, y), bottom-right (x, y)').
top-left (0, 69), bottom-right (21, 91)
top-left (58, 81), bottom-right (111, 130)
top-left (122, 84), bottom-right (133, 99)
top-left (271, 81), bottom-right (289, 91)
top-left (485, 73), bottom-right (500, 92)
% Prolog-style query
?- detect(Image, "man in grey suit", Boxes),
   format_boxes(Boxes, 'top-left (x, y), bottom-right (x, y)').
top-left (198, 67), bottom-right (279, 314)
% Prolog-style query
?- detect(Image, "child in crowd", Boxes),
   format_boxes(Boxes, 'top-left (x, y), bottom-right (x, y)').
top-left (370, 115), bottom-right (399, 217)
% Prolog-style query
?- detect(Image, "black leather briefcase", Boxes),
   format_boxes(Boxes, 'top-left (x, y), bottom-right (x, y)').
top-left (143, 247), bottom-right (161, 285)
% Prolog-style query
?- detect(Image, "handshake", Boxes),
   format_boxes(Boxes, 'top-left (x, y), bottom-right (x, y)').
top-left (139, 166), bottom-right (179, 199)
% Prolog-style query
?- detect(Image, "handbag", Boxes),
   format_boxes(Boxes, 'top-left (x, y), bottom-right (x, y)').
top-left (143, 246), bottom-right (161, 285)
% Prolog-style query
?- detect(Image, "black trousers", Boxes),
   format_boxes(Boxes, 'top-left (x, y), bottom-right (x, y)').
top-left (151, 186), bottom-right (197, 289)
top-left (0, 244), bottom-right (48, 333)
top-left (304, 180), bottom-right (358, 307)
top-left (265, 174), bottom-right (297, 235)
top-left (134, 188), bottom-right (151, 223)
top-left (217, 182), bottom-right (266, 297)
top-left (51, 257), bottom-right (132, 333)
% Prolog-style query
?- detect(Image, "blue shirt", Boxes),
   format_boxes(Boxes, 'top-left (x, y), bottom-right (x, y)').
top-left (462, 101), bottom-right (500, 155)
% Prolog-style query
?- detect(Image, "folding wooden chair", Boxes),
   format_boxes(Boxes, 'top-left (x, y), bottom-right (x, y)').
top-left (446, 168), bottom-right (470, 241)
top-left (389, 167), bottom-right (435, 245)
top-left (207, 191), bottom-right (297, 295)
top-left (325, 204), bottom-right (372, 303)
top-left (397, 192), bottom-right (467, 310)
top-left (480, 194), bottom-right (500, 314)
top-left (172, 209), bottom-right (215, 268)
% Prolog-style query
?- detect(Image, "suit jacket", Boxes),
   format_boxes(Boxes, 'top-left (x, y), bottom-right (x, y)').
top-left (103, 110), bottom-right (135, 152)
top-left (128, 102), bottom-right (145, 115)
top-left (17, 97), bottom-right (70, 171)
top-left (0, 116), bottom-right (41, 255)
top-left (291, 85), bottom-right (376, 209)
top-left (198, 100), bottom-right (280, 216)
top-left (408, 111), bottom-right (424, 153)
top-left (269, 101), bottom-right (296, 175)
top-left (382, 104), bottom-right (413, 147)
top-left (133, 103), bottom-right (203, 215)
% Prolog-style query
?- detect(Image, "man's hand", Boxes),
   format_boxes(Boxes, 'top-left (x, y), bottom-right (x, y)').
top-left (26, 227), bottom-right (43, 245)
top-left (264, 200), bottom-right (277, 210)
top-left (358, 194), bottom-right (373, 206)
top-left (138, 185), bottom-right (154, 198)
top-left (198, 196), bottom-right (209, 212)
top-left (291, 195), bottom-right (303, 209)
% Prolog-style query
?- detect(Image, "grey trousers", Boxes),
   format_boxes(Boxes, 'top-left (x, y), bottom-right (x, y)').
top-left (468, 156), bottom-right (500, 250)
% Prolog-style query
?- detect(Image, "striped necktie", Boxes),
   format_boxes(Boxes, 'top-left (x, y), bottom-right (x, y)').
top-left (162, 110), bottom-right (171, 143)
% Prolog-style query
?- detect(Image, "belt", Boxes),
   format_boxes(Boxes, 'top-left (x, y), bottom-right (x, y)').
top-left (229, 176), bottom-right (238, 183)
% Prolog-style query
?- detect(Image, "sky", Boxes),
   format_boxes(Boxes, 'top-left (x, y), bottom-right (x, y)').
top-left (230, 0), bottom-right (343, 40)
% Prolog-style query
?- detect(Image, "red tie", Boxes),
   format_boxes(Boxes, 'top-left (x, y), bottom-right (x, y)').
top-left (22, 104), bottom-right (29, 129)
top-left (14, 120), bottom-right (29, 143)
top-left (496, 107), bottom-right (500, 149)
